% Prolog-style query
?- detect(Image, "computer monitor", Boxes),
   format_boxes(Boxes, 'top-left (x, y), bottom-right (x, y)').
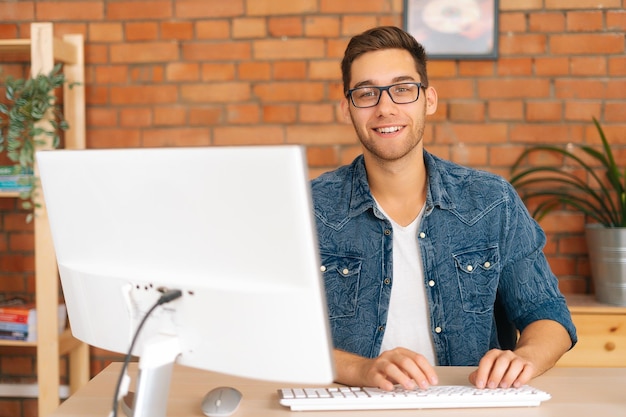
top-left (36, 145), bottom-right (335, 417)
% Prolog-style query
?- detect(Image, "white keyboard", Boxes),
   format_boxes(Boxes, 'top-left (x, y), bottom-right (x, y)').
top-left (278, 384), bottom-right (551, 411)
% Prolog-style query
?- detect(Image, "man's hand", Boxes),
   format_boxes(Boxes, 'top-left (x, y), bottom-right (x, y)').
top-left (469, 319), bottom-right (572, 389)
top-left (334, 348), bottom-right (439, 391)
top-left (468, 349), bottom-right (535, 389)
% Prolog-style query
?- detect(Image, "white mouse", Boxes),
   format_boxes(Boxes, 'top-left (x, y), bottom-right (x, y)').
top-left (201, 386), bottom-right (243, 417)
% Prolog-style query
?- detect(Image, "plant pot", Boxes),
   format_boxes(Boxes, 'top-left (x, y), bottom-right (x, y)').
top-left (585, 224), bottom-right (626, 306)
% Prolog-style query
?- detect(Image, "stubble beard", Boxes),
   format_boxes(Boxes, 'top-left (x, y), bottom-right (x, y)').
top-left (350, 112), bottom-right (425, 163)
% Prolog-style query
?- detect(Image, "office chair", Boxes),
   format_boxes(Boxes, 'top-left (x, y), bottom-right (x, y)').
top-left (494, 293), bottom-right (518, 351)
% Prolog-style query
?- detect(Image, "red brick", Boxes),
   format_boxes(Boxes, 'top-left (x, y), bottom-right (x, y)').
top-left (527, 101), bottom-right (563, 122)
top-left (188, 107), bottom-right (223, 126)
top-left (0, 2), bottom-right (34, 20)
top-left (183, 42), bottom-right (251, 61)
top-left (545, 0), bottom-right (621, 9)
top-left (254, 39), bottom-right (325, 60)
top-left (499, 12), bottom-right (527, 33)
top-left (435, 124), bottom-right (508, 145)
top-left (431, 80), bottom-right (474, 99)
top-left (550, 34), bottom-right (624, 55)
top-left (181, 82), bottom-right (251, 103)
top-left (571, 56), bottom-right (607, 76)
top-left (340, 16), bottom-right (378, 36)
top-left (554, 79), bottom-right (607, 99)
top-left (458, 61), bottom-right (495, 77)
top-left (487, 100), bottom-right (524, 121)
top-left (607, 10), bottom-right (626, 31)
top-left (89, 23), bottom-right (124, 42)
top-left (299, 104), bottom-right (335, 123)
top-left (107, 1), bottom-right (172, 20)
top-left (268, 17), bottom-right (304, 37)
top-left (253, 82), bottom-right (325, 103)
top-left (226, 103), bottom-right (261, 124)
top-left (166, 62), bottom-right (200, 82)
top-left (120, 107), bottom-right (153, 127)
top-left (306, 146), bottom-right (339, 167)
top-left (238, 61), bottom-right (271, 81)
top-left (529, 12), bottom-right (566, 33)
top-left (233, 18), bottom-right (267, 39)
top-left (310, 60), bottom-right (341, 80)
top-left (499, 33), bottom-right (547, 55)
top-left (566, 11), bottom-right (604, 32)
top-left (320, 0), bottom-right (391, 13)
top-left (247, 0), bottom-right (317, 16)
top-left (534, 57), bottom-right (570, 76)
top-left (510, 124), bottom-right (584, 144)
top-left (286, 124), bottom-right (356, 145)
top-left (36, 1), bottom-right (103, 20)
top-left (609, 56), bottom-right (626, 76)
top-left (175, 0), bottom-right (244, 18)
top-left (142, 128), bottom-right (210, 147)
top-left (200, 63), bottom-right (237, 81)
top-left (110, 85), bottom-right (178, 104)
top-left (499, 0), bottom-right (543, 10)
top-left (478, 79), bottom-right (550, 99)
top-left (195, 20), bottom-right (231, 39)
top-left (449, 102), bottom-right (486, 123)
top-left (111, 42), bottom-right (179, 63)
top-left (125, 22), bottom-right (159, 41)
top-left (262, 105), bottom-right (297, 123)
top-left (213, 126), bottom-right (285, 146)
top-left (161, 22), bottom-right (194, 40)
top-left (496, 58), bottom-right (533, 76)
top-left (87, 108), bottom-right (118, 127)
top-left (154, 106), bottom-right (187, 125)
top-left (304, 16), bottom-right (341, 37)
top-left (87, 129), bottom-right (142, 148)
top-left (564, 101), bottom-right (602, 122)
top-left (273, 61), bottom-right (307, 80)
top-left (93, 65), bottom-right (127, 83)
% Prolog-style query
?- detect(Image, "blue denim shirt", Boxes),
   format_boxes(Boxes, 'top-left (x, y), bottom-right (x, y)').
top-left (311, 151), bottom-right (577, 366)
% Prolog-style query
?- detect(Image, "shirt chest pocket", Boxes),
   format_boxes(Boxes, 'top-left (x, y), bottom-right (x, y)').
top-left (452, 247), bottom-right (499, 314)
top-left (320, 254), bottom-right (362, 319)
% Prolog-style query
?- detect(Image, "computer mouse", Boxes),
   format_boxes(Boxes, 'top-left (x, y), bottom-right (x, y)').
top-left (201, 386), bottom-right (243, 417)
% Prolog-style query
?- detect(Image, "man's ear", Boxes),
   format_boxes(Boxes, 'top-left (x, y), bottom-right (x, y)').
top-left (425, 86), bottom-right (438, 116)
top-left (340, 98), bottom-right (352, 123)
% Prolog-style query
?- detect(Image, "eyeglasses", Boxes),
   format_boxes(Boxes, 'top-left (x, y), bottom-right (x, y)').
top-left (346, 82), bottom-right (424, 108)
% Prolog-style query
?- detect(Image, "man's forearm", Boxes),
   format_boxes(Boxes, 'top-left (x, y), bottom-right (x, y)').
top-left (514, 319), bottom-right (572, 376)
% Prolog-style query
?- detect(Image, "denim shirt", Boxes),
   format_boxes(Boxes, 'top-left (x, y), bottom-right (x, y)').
top-left (311, 151), bottom-right (577, 366)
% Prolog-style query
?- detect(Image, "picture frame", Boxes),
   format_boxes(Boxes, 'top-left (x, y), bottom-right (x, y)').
top-left (404, 0), bottom-right (499, 60)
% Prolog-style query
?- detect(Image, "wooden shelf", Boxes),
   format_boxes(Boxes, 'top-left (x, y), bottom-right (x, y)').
top-left (0, 23), bottom-right (88, 416)
top-left (558, 294), bottom-right (626, 367)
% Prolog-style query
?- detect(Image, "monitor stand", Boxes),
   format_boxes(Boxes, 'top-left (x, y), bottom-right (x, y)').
top-left (121, 334), bottom-right (181, 417)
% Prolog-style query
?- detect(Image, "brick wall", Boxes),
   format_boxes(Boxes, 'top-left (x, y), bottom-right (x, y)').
top-left (0, 0), bottom-right (625, 415)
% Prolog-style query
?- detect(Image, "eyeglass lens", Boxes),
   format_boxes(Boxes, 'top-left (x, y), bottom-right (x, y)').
top-left (349, 83), bottom-right (421, 108)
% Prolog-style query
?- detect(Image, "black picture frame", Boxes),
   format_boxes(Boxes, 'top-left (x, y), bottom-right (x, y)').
top-left (404, 0), bottom-right (499, 60)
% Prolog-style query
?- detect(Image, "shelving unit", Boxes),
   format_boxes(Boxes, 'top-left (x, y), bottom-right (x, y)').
top-left (0, 23), bottom-right (89, 416)
top-left (558, 294), bottom-right (626, 367)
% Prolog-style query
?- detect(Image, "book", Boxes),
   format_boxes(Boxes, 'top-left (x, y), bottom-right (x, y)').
top-left (0, 303), bottom-right (34, 323)
top-left (0, 330), bottom-right (28, 341)
top-left (0, 302), bottom-right (66, 342)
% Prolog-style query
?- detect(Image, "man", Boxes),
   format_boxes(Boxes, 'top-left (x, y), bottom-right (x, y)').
top-left (311, 26), bottom-right (577, 392)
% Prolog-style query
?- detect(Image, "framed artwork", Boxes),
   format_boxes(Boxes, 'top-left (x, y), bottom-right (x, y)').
top-left (404, 0), bottom-right (499, 60)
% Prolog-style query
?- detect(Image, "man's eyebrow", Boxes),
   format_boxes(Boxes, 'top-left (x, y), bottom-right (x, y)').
top-left (351, 76), bottom-right (418, 89)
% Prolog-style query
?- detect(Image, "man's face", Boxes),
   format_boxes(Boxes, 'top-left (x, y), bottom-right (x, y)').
top-left (342, 48), bottom-right (437, 163)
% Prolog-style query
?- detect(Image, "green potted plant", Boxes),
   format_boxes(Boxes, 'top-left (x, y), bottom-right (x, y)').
top-left (510, 117), bottom-right (626, 306)
top-left (0, 63), bottom-right (69, 221)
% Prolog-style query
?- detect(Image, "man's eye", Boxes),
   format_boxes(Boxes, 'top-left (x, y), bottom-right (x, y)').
top-left (357, 89), bottom-right (377, 99)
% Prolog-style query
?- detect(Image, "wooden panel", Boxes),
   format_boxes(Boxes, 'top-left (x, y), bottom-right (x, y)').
top-left (558, 312), bottom-right (626, 367)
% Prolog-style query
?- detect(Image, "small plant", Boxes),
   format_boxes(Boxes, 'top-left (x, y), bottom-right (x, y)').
top-left (510, 117), bottom-right (626, 228)
top-left (0, 63), bottom-right (69, 219)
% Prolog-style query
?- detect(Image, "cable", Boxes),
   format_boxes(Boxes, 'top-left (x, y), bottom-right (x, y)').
top-left (110, 288), bottom-right (183, 417)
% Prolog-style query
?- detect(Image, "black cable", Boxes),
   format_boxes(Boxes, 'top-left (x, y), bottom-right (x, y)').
top-left (111, 289), bottom-right (183, 417)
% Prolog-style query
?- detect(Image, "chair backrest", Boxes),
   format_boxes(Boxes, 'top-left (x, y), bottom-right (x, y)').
top-left (494, 294), bottom-right (517, 350)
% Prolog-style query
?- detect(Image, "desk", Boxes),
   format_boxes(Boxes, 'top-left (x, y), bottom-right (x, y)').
top-left (51, 363), bottom-right (625, 417)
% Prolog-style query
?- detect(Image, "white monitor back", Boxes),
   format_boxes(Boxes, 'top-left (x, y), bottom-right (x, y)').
top-left (37, 146), bottom-right (335, 384)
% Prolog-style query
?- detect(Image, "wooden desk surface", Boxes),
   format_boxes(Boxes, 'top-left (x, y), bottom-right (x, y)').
top-left (51, 363), bottom-right (626, 417)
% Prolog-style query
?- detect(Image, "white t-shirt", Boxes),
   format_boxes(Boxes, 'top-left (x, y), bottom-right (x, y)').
top-left (378, 203), bottom-right (437, 365)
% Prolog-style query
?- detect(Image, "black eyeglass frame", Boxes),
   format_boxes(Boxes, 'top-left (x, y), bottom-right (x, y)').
top-left (345, 82), bottom-right (425, 108)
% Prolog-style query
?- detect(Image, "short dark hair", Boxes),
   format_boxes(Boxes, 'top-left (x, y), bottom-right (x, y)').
top-left (341, 26), bottom-right (429, 95)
